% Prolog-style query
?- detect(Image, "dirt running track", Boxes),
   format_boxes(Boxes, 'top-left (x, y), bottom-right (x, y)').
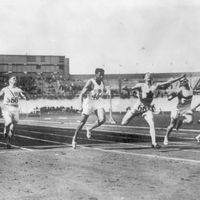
top-left (0, 145), bottom-right (199, 200)
top-left (0, 112), bottom-right (200, 200)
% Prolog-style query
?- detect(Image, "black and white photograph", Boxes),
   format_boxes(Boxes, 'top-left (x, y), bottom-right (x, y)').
top-left (0, 0), bottom-right (200, 199)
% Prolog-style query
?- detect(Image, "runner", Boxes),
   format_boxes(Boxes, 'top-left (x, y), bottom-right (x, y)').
top-left (71, 68), bottom-right (110, 149)
top-left (163, 76), bottom-right (193, 145)
top-left (122, 72), bottom-right (185, 149)
top-left (191, 97), bottom-right (200, 143)
top-left (0, 76), bottom-right (29, 148)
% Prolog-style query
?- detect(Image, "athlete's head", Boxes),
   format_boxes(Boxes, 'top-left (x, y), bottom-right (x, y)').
top-left (179, 77), bottom-right (189, 87)
top-left (144, 73), bottom-right (153, 83)
top-left (8, 76), bottom-right (17, 86)
top-left (95, 68), bottom-right (104, 82)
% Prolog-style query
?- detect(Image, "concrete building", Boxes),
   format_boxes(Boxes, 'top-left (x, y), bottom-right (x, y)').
top-left (0, 54), bottom-right (70, 78)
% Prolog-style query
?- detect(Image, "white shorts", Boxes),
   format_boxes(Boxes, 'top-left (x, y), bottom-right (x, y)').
top-left (82, 98), bottom-right (104, 115)
top-left (130, 101), bottom-right (155, 117)
top-left (1, 105), bottom-right (19, 125)
top-left (171, 106), bottom-right (192, 119)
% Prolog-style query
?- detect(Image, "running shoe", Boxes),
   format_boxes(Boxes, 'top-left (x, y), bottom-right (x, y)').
top-left (8, 130), bottom-right (13, 138)
top-left (151, 143), bottom-right (161, 149)
top-left (72, 137), bottom-right (77, 149)
top-left (163, 136), bottom-right (169, 146)
top-left (86, 128), bottom-right (92, 139)
top-left (195, 135), bottom-right (200, 143)
top-left (6, 137), bottom-right (11, 149)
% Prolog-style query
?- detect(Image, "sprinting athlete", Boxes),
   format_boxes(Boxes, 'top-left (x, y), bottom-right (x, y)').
top-left (0, 76), bottom-right (29, 148)
top-left (190, 98), bottom-right (200, 143)
top-left (122, 73), bottom-right (185, 149)
top-left (163, 77), bottom-right (193, 145)
top-left (72, 68), bottom-right (110, 149)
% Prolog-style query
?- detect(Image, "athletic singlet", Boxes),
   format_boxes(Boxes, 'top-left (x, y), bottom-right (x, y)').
top-left (138, 83), bottom-right (157, 106)
top-left (176, 87), bottom-right (193, 109)
top-left (2, 86), bottom-right (22, 106)
top-left (87, 79), bottom-right (104, 100)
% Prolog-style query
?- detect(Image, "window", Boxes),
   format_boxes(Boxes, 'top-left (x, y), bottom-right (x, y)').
top-left (59, 56), bottom-right (64, 63)
top-left (36, 65), bottom-right (41, 70)
top-left (41, 56), bottom-right (45, 62)
top-left (27, 56), bottom-right (36, 62)
top-left (59, 65), bottom-right (64, 70)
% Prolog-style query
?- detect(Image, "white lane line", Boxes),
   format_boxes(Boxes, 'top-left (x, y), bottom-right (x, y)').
top-left (82, 146), bottom-right (200, 164)
top-left (0, 132), bottom-right (64, 145)
top-left (0, 118), bottom-right (199, 134)
top-left (18, 119), bottom-right (200, 136)
top-left (17, 129), bottom-right (113, 144)
top-left (0, 141), bottom-right (34, 152)
top-left (6, 121), bottom-right (173, 141)
top-left (16, 134), bottom-right (64, 145)
top-left (16, 128), bottom-right (200, 153)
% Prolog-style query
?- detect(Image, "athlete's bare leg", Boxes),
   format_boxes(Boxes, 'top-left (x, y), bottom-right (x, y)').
top-left (72, 114), bottom-right (89, 148)
top-left (143, 111), bottom-right (160, 148)
top-left (176, 113), bottom-right (193, 131)
top-left (121, 110), bottom-right (138, 126)
top-left (87, 108), bottom-right (106, 137)
top-left (164, 117), bottom-right (177, 145)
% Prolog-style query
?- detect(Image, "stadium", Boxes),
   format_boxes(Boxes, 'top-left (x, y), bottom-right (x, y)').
top-left (0, 54), bottom-right (200, 199)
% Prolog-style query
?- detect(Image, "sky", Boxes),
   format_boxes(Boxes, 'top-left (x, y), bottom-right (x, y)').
top-left (0, 0), bottom-right (200, 74)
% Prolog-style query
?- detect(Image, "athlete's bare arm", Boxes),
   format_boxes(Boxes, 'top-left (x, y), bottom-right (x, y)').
top-left (0, 89), bottom-right (4, 97)
top-left (123, 83), bottom-right (142, 92)
top-left (192, 102), bottom-right (200, 111)
top-left (79, 80), bottom-right (93, 110)
top-left (167, 91), bottom-right (178, 101)
top-left (0, 88), bottom-right (5, 97)
top-left (20, 90), bottom-right (29, 100)
top-left (156, 74), bottom-right (185, 90)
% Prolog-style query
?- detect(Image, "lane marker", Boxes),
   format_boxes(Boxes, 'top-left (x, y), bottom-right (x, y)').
top-left (0, 140), bottom-right (34, 152)
top-left (13, 128), bottom-right (200, 153)
top-left (18, 119), bottom-right (200, 134)
top-left (16, 134), bottom-right (65, 145)
top-left (0, 132), bottom-right (64, 146)
top-left (0, 118), bottom-right (199, 135)
top-left (82, 146), bottom-right (200, 164)
top-left (3, 121), bottom-right (185, 142)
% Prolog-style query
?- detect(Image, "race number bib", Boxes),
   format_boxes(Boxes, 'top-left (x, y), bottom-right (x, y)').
top-left (138, 104), bottom-right (155, 113)
top-left (6, 97), bottom-right (18, 104)
top-left (91, 89), bottom-right (103, 100)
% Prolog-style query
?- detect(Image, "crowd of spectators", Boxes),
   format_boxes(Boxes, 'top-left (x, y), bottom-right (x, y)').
top-left (15, 73), bottom-right (85, 99)
top-left (28, 105), bottom-right (80, 117)
top-left (0, 73), bottom-right (197, 100)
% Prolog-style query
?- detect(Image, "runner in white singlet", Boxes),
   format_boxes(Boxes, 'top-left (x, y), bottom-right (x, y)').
top-left (163, 77), bottom-right (193, 145)
top-left (0, 76), bottom-right (29, 148)
top-left (121, 73), bottom-right (185, 149)
top-left (72, 68), bottom-right (110, 149)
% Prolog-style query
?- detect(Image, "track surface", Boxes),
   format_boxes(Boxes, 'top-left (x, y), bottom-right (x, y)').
top-left (0, 112), bottom-right (200, 200)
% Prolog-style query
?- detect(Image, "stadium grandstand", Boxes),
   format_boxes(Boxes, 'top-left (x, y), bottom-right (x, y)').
top-left (1, 54), bottom-right (200, 98)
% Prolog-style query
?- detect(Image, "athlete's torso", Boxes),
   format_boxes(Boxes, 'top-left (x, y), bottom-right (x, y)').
top-left (176, 86), bottom-right (193, 109)
top-left (138, 83), bottom-right (157, 106)
top-left (2, 86), bottom-right (22, 106)
top-left (87, 78), bottom-right (104, 100)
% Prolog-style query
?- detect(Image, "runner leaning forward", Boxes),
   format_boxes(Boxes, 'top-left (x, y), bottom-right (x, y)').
top-left (121, 73), bottom-right (185, 149)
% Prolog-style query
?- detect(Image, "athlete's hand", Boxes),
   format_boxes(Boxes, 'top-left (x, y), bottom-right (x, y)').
top-left (180, 74), bottom-right (186, 79)
top-left (78, 105), bottom-right (83, 112)
top-left (105, 86), bottom-right (111, 96)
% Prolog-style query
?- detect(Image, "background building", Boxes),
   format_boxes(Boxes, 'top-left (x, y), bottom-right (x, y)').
top-left (1, 54), bottom-right (200, 98)
top-left (0, 54), bottom-right (70, 78)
